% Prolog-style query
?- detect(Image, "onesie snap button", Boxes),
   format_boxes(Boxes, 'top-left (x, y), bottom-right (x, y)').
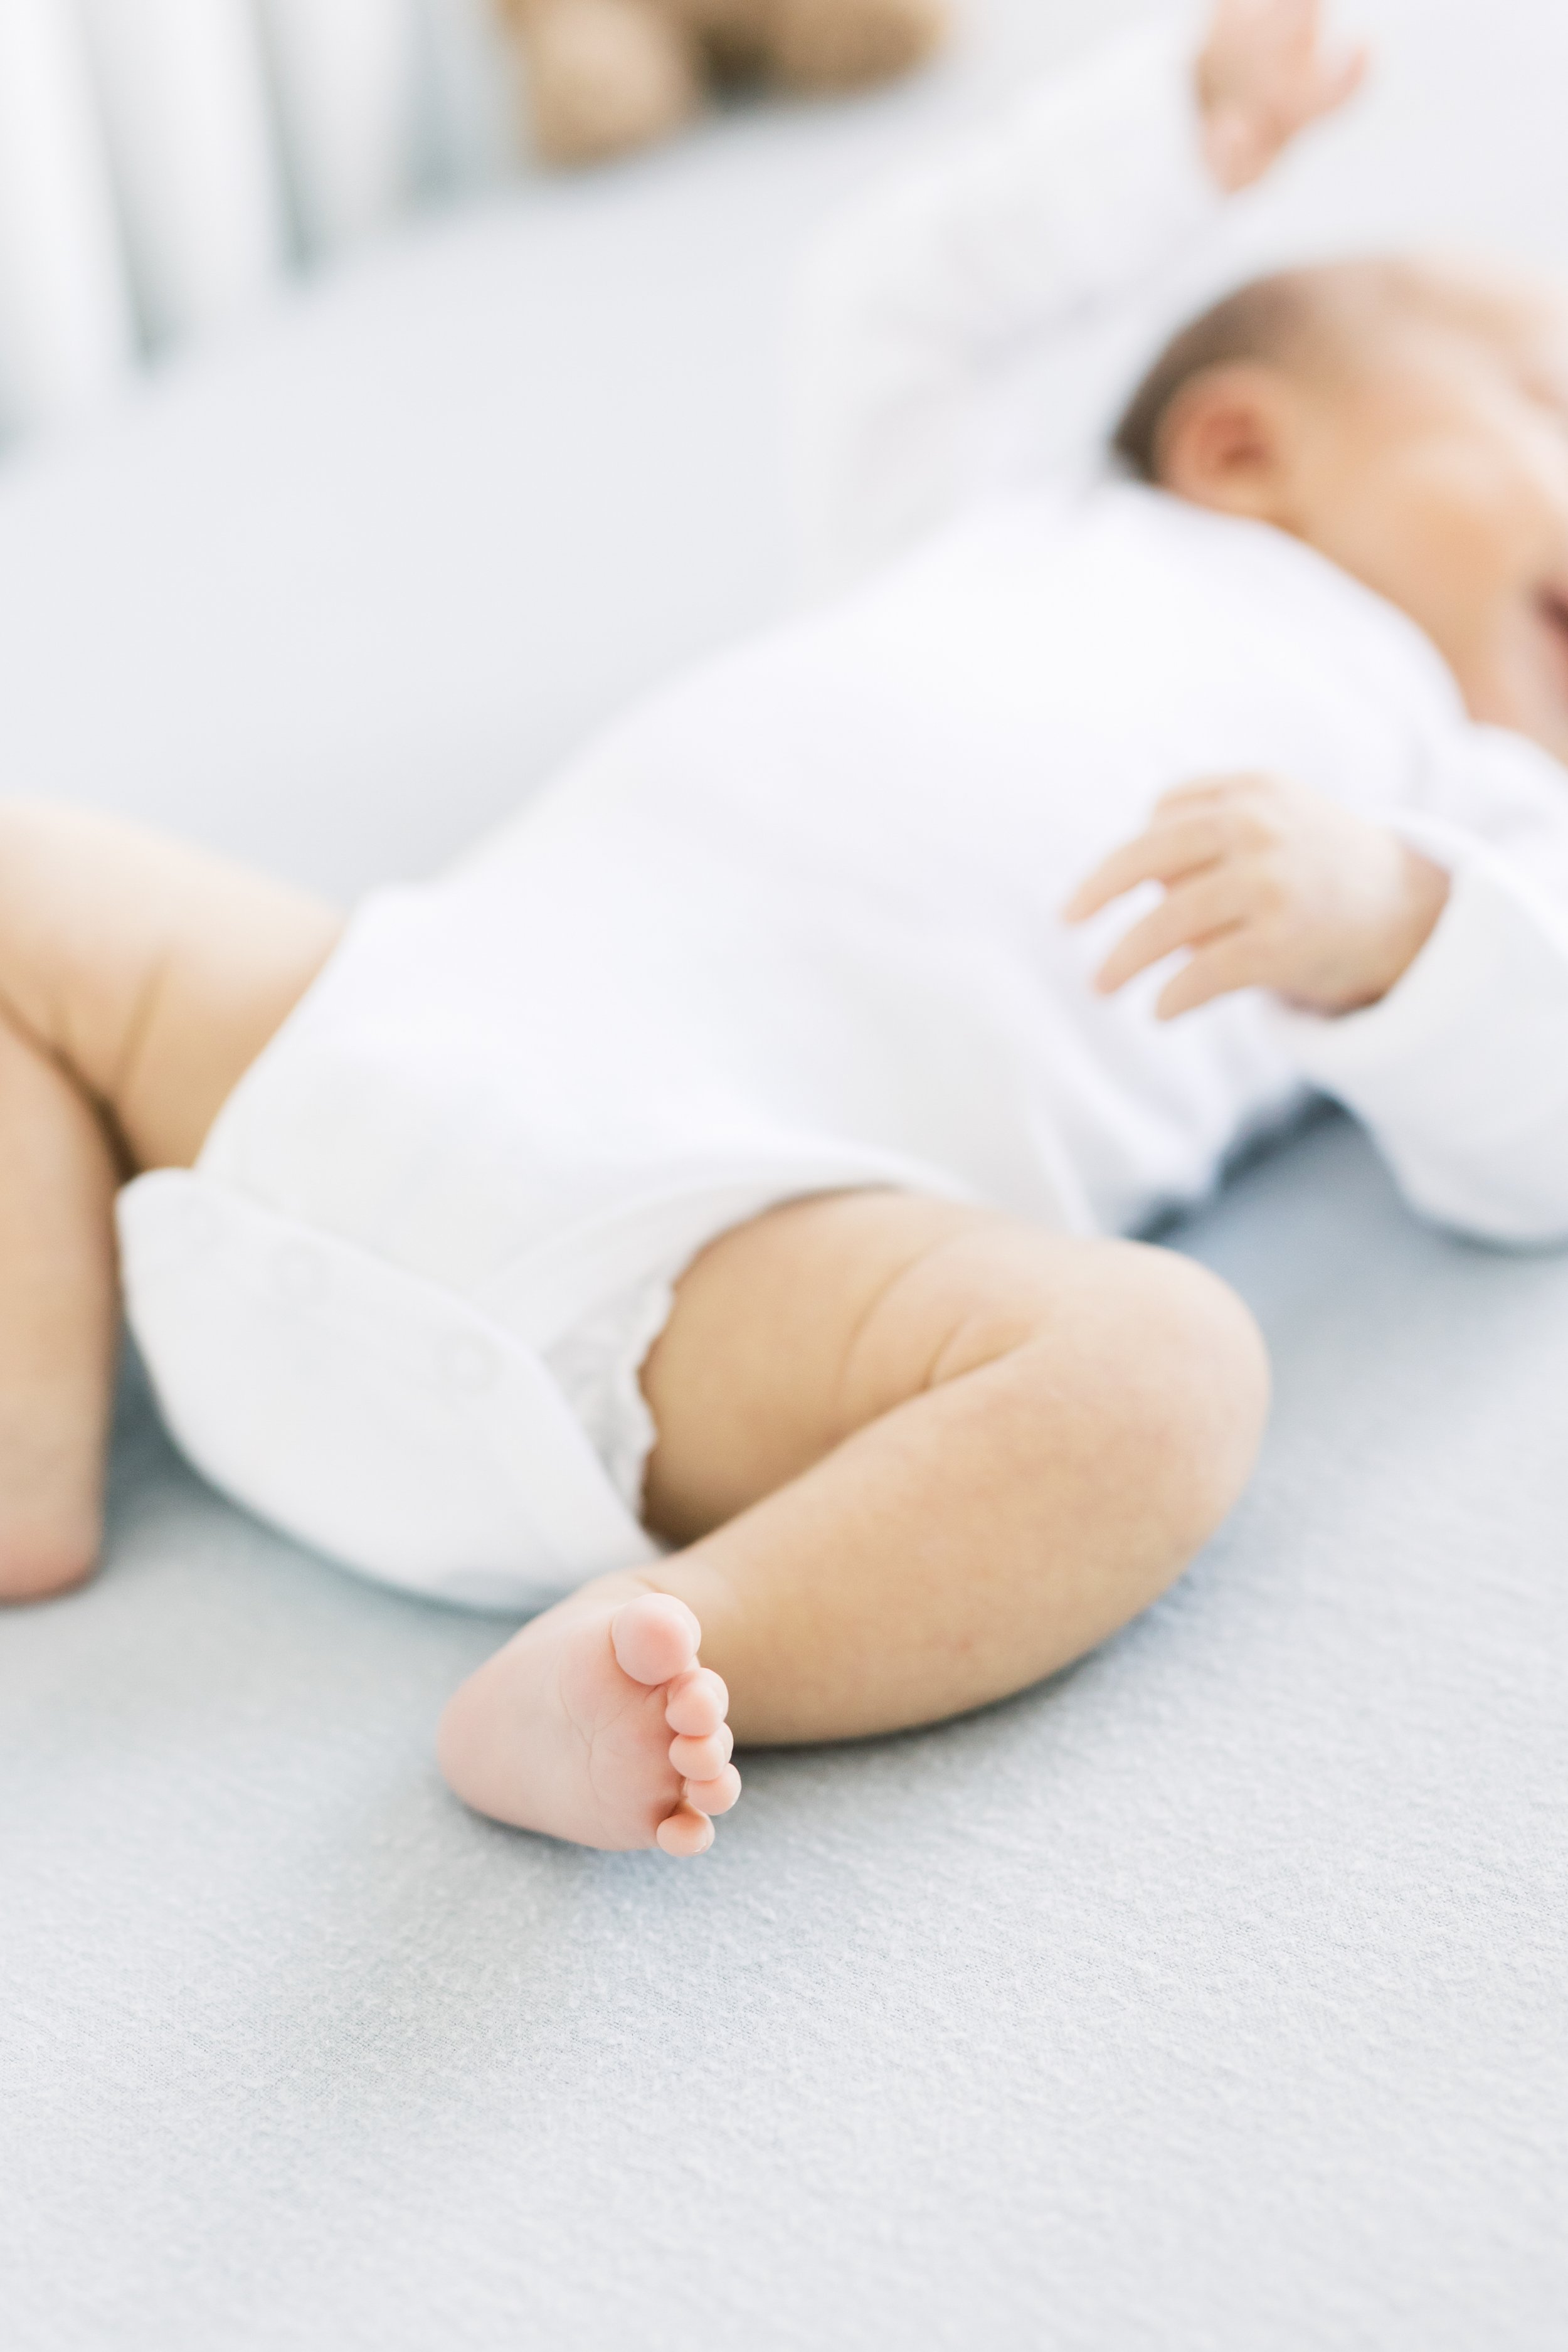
top-left (273, 1241), bottom-right (329, 1305)
top-left (438, 1332), bottom-right (499, 1398)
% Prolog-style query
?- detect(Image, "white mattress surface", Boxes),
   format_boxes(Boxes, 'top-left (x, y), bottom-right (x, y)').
top-left (2, 4), bottom-right (1566, 2344)
top-left (4, 1116), bottom-right (1564, 2349)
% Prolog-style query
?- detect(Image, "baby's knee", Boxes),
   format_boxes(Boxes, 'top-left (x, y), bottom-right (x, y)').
top-left (1083, 1242), bottom-right (1269, 1545)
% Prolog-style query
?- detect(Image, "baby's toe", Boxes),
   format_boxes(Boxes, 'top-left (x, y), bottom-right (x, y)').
top-left (685, 1764), bottom-right (742, 1818)
top-left (669, 1724), bottom-right (734, 1780)
top-left (610, 1593), bottom-right (701, 1687)
top-left (666, 1667), bottom-right (728, 1737)
top-left (656, 1804), bottom-right (716, 1858)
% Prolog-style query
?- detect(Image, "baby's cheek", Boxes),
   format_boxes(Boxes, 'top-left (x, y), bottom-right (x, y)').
top-left (1436, 430), bottom-right (1563, 579)
top-left (1357, 438), bottom-right (1535, 649)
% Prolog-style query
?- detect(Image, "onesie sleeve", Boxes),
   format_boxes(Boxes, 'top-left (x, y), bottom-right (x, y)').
top-left (790, 26), bottom-right (1223, 596)
top-left (1267, 820), bottom-right (1568, 1247)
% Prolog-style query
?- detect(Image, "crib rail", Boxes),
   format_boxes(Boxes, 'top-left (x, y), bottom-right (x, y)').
top-left (0, 0), bottom-right (519, 442)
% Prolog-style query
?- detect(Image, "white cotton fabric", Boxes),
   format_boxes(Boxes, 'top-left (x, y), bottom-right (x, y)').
top-left (120, 26), bottom-right (1568, 1610)
top-left (119, 1173), bottom-right (668, 1613)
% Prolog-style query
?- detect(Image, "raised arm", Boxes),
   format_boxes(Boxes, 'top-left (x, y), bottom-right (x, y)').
top-left (792, 1), bottom-right (1365, 595)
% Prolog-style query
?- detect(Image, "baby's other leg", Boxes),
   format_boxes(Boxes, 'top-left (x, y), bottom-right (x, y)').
top-left (0, 1018), bottom-right (119, 1597)
top-left (438, 1194), bottom-right (1268, 1853)
top-left (0, 802), bottom-right (341, 1599)
top-left (0, 802), bottom-right (342, 1172)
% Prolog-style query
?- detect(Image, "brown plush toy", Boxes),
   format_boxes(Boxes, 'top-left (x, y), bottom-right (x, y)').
top-left (499, 0), bottom-right (952, 167)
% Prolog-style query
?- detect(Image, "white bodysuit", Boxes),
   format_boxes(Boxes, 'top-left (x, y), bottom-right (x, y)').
top-left (119, 32), bottom-right (1568, 1613)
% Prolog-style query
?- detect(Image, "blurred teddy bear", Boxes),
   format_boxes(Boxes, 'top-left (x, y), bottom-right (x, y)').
top-left (500, 0), bottom-right (952, 166)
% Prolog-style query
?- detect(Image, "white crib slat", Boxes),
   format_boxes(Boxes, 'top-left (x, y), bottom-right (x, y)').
top-left (415, 0), bottom-right (522, 194)
top-left (260, 0), bottom-right (422, 255)
top-left (82, 0), bottom-right (288, 347)
top-left (0, 0), bottom-right (134, 435)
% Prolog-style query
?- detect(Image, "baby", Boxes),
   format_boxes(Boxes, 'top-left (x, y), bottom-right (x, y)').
top-left (7, 0), bottom-right (1568, 1860)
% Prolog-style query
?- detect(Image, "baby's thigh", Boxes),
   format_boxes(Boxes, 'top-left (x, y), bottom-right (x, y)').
top-left (640, 1190), bottom-right (1236, 1547)
top-left (0, 802), bottom-right (342, 1170)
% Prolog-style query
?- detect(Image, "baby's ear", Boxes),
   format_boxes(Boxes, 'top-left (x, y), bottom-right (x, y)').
top-left (1156, 363), bottom-right (1305, 527)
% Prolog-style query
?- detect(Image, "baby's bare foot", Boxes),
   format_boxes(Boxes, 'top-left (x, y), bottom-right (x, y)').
top-left (437, 1589), bottom-right (740, 1856)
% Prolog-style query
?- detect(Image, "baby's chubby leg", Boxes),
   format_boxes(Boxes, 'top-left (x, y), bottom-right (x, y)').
top-left (437, 1193), bottom-right (1269, 1854)
top-left (0, 801), bottom-right (341, 1599)
top-left (0, 1015), bottom-right (120, 1598)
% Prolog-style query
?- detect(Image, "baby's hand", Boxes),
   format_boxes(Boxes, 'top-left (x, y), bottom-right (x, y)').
top-left (1064, 774), bottom-right (1451, 1020)
top-left (1197, 0), bottom-right (1368, 193)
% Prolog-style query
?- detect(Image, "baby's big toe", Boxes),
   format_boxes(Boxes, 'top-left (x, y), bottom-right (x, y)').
top-left (610, 1592), bottom-right (701, 1686)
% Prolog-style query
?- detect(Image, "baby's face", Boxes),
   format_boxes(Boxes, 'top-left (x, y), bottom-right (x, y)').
top-left (1288, 280), bottom-right (1568, 762)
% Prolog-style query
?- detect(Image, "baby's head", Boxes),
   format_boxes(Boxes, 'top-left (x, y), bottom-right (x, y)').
top-left (1115, 258), bottom-right (1568, 761)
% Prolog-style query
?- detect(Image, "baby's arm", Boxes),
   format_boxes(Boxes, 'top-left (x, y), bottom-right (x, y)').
top-left (792, 1), bottom-right (1364, 593)
top-left (1070, 772), bottom-right (1568, 1246)
top-left (1198, 0), bottom-right (1367, 194)
top-left (1066, 774), bottom-right (1451, 1022)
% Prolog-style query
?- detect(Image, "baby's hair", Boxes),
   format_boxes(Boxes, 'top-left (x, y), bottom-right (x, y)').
top-left (1111, 257), bottom-right (1502, 483)
top-left (1112, 270), bottom-right (1323, 482)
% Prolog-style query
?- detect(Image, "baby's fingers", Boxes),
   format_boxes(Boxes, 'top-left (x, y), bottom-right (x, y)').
top-left (1093, 870), bottom-right (1246, 995)
top-left (1065, 814), bottom-right (1230, 924)
top-left (1155, 932), bottom-right (1268, 1019)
